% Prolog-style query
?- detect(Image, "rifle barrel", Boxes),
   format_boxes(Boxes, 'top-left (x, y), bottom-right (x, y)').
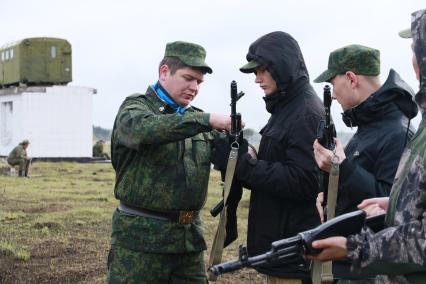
top-left (208, 244), bottom-right (300, 276)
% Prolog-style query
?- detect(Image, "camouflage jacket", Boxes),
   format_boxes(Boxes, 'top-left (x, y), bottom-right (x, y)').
top-left (110, 86), bottom-right (216, 253)
top-left (346, 9), bottom-right (426, 283)
top-left (7, 144), bottom-right (27, 160)
top-left (346, 119), bottom-right (426, 283)
top-left (92, 142), bottom-right (104, 157)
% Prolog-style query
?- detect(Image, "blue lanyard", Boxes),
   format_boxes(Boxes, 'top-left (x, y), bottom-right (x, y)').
top-left (152, 81), bottom-right (189, 114)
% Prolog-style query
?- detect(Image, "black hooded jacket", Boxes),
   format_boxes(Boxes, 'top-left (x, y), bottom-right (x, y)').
top-left (336, 69), bottom-right (418, 216)
top-left (235, 31), bottom-right (324, 279)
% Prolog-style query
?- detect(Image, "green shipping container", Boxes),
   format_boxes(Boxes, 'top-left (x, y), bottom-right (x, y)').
top-left (0, 37), bottom-right (72, 87)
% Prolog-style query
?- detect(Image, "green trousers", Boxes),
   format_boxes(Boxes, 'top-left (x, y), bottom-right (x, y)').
top-left (107, 244), bottom-right (207, 284)
top-left (7, 158), bottom-right (31, 176)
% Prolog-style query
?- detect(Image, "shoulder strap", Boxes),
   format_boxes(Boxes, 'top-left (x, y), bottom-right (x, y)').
top-left (207, 146), bottom-right (239, 281)
top-left (312, 155), bottom-right (340, 284)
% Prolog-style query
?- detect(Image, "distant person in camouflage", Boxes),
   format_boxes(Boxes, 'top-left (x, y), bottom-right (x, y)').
top-left (92, 140), bottom-right (110, 160)
top-left (308, 8), bottom-right (426, 283)
top-left (107, 41), bottom-right (234, 284)
top-left (7, 139), bottom-right (31, 178)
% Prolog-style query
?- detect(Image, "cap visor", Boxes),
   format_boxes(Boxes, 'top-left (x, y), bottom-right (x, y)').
top-left (198, 66), bottom-right (213, 74)
top-left (314, 69), bottom-right (336, 83)
top-left (239, 60), bottom-right (260, 73)
top-left (398, 28), bottom-right (412, 38)
top-left (180, 58), bottom-right (213, 74)
top-left (190, 64), bottom-right (212, 74)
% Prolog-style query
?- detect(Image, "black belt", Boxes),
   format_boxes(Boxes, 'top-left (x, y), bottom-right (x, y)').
top-left (118, 202), bottom-right (199, 225)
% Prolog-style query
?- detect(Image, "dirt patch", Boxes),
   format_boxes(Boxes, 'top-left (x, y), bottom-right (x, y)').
top-left (33, 222), bottom-right (62, 230)
top-left (0, 238), bottom-right (107, 284)
top-left (87, 197), bottom-right (109, 202)
top-left (22, 204), bottom-right (71, 214)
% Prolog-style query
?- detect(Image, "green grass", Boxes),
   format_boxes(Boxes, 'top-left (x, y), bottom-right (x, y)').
top-left (0, 241), bottom-right (30, 262)
top-left (0, 162), bottom-right (263, 283)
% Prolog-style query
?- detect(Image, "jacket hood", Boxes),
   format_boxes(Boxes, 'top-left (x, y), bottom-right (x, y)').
top-left (246, 31), bottom-right (310, 94)
top-left (342, 69), bottom-right (418, 127)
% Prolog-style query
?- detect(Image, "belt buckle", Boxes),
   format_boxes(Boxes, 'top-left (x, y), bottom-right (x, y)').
top-left (178, 211), bottom-right (194, 224)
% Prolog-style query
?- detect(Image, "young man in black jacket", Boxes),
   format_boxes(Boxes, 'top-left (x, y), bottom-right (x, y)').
top-left (235, 31), bottom-right (324, 284)
top-left (314, 44), bottom-right (417, 219)
top-left (308, 9), bottom-right (426, 283)
top-left (313, 44), bottom-right (418, 280)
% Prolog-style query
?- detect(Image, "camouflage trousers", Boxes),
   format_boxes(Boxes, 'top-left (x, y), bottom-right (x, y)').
top-left (107, 244), bottom-right (208, 284)
top-left (7, 158), bottom-right (31, 176)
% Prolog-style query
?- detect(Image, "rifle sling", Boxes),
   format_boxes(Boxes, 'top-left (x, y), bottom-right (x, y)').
top-left (326, 159), bottom-right (339, 220)
top-left (312, 158), bottom-right (339, 284)
top-left (208, 146), bottom-right (239, 281)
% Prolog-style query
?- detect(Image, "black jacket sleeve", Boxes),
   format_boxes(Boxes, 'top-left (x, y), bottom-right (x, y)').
top-left (235, 114), bottom-right (319, 202)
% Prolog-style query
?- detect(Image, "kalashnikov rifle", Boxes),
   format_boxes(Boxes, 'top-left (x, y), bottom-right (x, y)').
top-left (208, 81), bottom-right (245, 281)
top-left (208, 210), bottom-right (385, 276)
top-left (210, 80), bottom-right (245, 217)
top-left (316, 85), bottom-right (336, 208)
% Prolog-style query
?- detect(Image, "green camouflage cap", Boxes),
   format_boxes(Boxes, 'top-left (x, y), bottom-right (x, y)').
top-left (21, 139), bottom-right (29, 145)
top-left (314, 44), bottom-right (380, 83)
top-left (164, 41), bottom-right (212, 74)
top-left (399, 28), bottom-right (412, 38)
top-left (240, 60), bottom-right (261, 73)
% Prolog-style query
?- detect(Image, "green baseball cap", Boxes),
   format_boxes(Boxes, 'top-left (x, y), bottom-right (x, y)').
top-left (240, 60), bottom-right (261, 73)
top-left (314, 44), bottom-right (380, 83)
top-left (164, 41), bottom-right (212, 74)
top-left (21, 139), bottom-right (30, 145)
top-left (398, 28), bottom-right (412, 38)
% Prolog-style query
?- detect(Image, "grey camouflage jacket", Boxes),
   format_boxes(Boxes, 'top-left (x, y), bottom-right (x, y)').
top-left (346, 9), bottom-right (426, 284)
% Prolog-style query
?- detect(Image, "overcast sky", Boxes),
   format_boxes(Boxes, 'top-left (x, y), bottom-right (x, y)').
top-left (2, 0), bottom-right (425, 133)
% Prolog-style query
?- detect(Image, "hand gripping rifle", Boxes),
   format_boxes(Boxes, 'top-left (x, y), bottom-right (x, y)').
top-left (210, 81), bottom-right (245, 217)
top-left (316, 85), bottom-right (336, 209)
top-left (208, 210), bottom-right (385, 276)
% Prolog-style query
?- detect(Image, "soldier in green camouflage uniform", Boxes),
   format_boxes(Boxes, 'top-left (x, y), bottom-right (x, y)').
top-left (93, 140), bottom-right (110, 160)
top-left (107, 41), bottom-right (233, 284)
top-left (308, 8), bottom-right (426, 283)
top-left (7, 139), bottom-right (31, 177)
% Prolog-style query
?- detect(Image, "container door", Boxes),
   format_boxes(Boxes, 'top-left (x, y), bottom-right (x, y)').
top-left (60, 43), bottom-right (72, 83)
top-left (24, 40), bottom-right (47, 84)
top-left (46, 42), bottom-right (62, 83)
top-left (1, 101), bottom-right (13, 146)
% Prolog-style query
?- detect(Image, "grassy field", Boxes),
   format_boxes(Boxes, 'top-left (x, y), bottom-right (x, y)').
top-left (0, 162), bottom-right (266, 283)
